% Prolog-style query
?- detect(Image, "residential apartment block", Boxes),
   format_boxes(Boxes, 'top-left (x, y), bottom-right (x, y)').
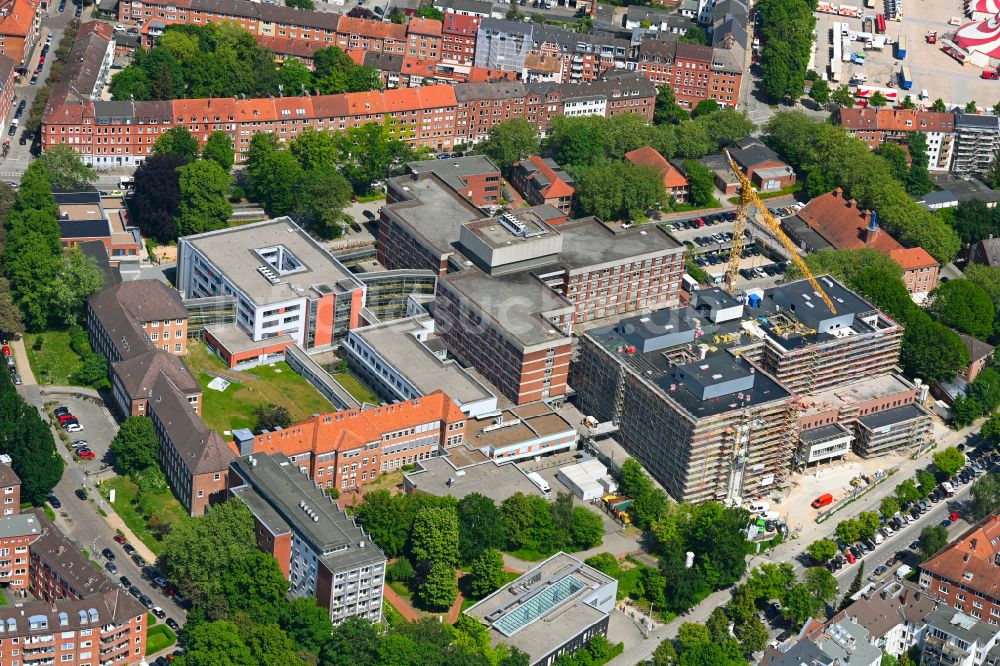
top-left (624, 146), bottom-right (689, 202)
top-left (920, 511), bottom-right (1000, 622)
top-left (0, 0), bottom-right (40, 66)
top-left (633, 37), bottom-right (744, 109)
top-left (56, 191), bottom-right (142, 269)
top-left (441, 13), bottom-right (479, 64)
top-left (118, 0), bottom-right (442, 62)
top-left (176, 218), bottom-right (365, 368)
top-left (510, 155), bottom-right (576, 214)
top-left (228, 453), bottom-right (386, 624)
top-left (230, 392), bottom-right (467, 493)
top-left (836, 108), bottom-right (956, 171)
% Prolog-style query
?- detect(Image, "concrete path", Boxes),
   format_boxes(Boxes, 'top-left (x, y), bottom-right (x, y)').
top-left (11, 338), bottom-right (36, 385)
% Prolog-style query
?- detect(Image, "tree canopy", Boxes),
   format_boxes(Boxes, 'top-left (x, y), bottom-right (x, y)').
top-left (109, 416), bottom-right (159, 476)
top-left (478, 119), bottom-right (539, 168)
top-left (930, 279), bottom-right (996, 340)
top-left (763, 111), bottom-right (961, 263)
top-left (111, 24), bottom-right (380, 101)
top-left (0, 369), bottom-right (62, 504)
top-left (757, 0), bottom-right (817, 101)
top-left (176, 159), bottom-right (233, 237)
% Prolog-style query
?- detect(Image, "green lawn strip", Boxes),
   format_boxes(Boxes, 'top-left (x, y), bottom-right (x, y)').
top-left (332, 372), bottom-right (380, 405)
top-left (24, 331), bottom-right (86, 385)
top-left (145, 623), bottom-right (177, 655)
top-left (381, 596), bottom-right (410, 626)
top-left (101, 476), bottom-right (188, 556)
top-left (506, 547), bottom-right (551, 562)
top-left (187, 341), bottom-right (334, 433)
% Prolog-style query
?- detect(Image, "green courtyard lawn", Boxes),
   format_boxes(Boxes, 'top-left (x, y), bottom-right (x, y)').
top-left (145, 623), bottom-right (177, 655)
top-left (25, 331), bottom-right (87, 385)
top-left (186, 340), bottom-right (334, 434)
top-left (101, 476), bottom-right (188, 556)
top-left (332, 371), bottom-right (380, 405)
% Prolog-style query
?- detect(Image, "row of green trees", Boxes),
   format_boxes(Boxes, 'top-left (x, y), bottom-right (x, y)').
top-left (0, 364), bottom-right (62, 505)
top-left (353, 489), bottom-right (604, 610)
top-left (763, 112), bottom-right (960, 263)
top-left (110, 24), bottom-right (379, 101)
top-left (1, 154), bottom-right (105, 333)
top-left (757, 0), bottom-right (817, 101)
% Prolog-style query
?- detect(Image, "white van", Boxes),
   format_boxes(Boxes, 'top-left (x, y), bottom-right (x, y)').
top-left (896, 564), bottom-right (913, 580)
top-left (749, 501), bottom-right (770, 514)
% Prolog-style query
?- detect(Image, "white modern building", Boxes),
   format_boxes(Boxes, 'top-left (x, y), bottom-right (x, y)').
top-left (176, 218), bottom-right (366, 368)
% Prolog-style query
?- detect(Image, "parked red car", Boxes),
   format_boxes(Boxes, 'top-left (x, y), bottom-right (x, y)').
top-left (1, 346), bottom-right (9, 357)
top-left (845, 551), bottom-right (856, 564)
top-left (981, 70), bottom-right (999, 80)
top-left (113, 535), bottom-right (126, 545)
top-left (949, 511), bottom-right (960, 521)
top-left (57, 413), bottom-right (76, 424)
top-left (76, 449), bottom-right (95, 459)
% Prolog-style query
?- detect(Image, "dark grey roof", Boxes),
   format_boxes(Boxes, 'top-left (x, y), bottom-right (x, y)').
top-left (556, 70), bottom-right (656, 101)
top-left (973, 237), bottom-right (1000, 266)
top-left (922, 190), bottom-right (959, 205)
top-left (626, 5), bottom-right (672, 22)
top-left (230, 454), bottom-right (386, 571)
top-left (112, 349), bottom-right (201, 402)
top-left (59, 219), bottom-right (112, 240)
top-left (479, 17), bottom-right (533, 36)
top-left (363, 51), bottom-right (404, 73)
top-left (92, 100), bottom-right (138, 120)
top-left (857, 403), bottom-right (928, 431)
top-left (29, 509), bottom-right (115, 599)
top-left (730, 137), bottom-right (784, 170)
top-left (77, 240), bottom-right (122, 287)
top-left (0, 462), bottom-right (19, 490)
top-left (150, 372), bottom-right (234, 475)
top-left (61, 26), bottom-right (113, 100)
top-left (712, 16), bottom-right (747, 49)
top-left (434, 0), bottom-right (492, 13)
top-left (956, 113), bottom-right (1000, 130)
top-left (406, 155), bottom-right (500, 191)
top-left (454, 80), bottom-right (529, 102)
top-left (958, 332), bottom-right (994, 363)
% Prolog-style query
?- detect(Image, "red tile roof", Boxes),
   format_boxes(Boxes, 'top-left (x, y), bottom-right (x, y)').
top-left (838, 108), bottom-right (956, 134)
top-left (233, 391), bottom-right (466, 457)
top-left (890, 247), bottom-right (938, 270)
top-left (625, 146), bottom-right (688, 189)
top-left (337, 15), bottom-right (407, 40)
top-left (796, 188), bottom-right (902, 253)
top-left (407, 16), bottom-right (443, 37)
top-left (0, 0), bottom-right (36, 39)
top-left (921, 511), bottom-right (1000, 602)
top-left (516, 155), bottom-right (575, 199)
top-left (443, 13), bottom-right (480, 35)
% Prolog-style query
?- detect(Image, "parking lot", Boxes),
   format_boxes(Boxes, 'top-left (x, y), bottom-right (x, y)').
top-left (812, 0), bottom-right (992, 107)
top-left (46, 395), bottom-right (117, 469)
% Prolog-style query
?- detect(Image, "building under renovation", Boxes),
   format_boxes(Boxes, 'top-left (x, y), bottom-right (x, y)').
top-left (571, 278), bottom-right (907, 504)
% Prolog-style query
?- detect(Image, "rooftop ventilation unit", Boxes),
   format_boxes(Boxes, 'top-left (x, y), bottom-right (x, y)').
top-left (257, 265), bottom-right (280, 285)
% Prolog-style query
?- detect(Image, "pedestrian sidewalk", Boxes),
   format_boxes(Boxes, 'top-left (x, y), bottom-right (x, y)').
top-left (11, 339), bottom-right (36, 386)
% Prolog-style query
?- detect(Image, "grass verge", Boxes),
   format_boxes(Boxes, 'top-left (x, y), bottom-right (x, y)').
top-left (381, 595), bottom-right (410, 626)
top-left (187, 340), bottom-right (333, 433)
top-left (25, 331), bottom-right (86, 385)
top-left (333, 371), bottom-right (381, 405)
top-left (145, 623), bottom-right (177, 655)
top-left (101, 476), bottom-right (188, 556)
top-left (506, 547), bottom-right (551, 562)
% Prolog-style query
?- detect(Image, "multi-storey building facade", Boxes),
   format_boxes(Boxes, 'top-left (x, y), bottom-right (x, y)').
top-left (836, 108), bottom-right (957, 171)
top-left (230, 391), bottom-right (467, 492)
top-left (634, 37), bottom-right (744, 109)
top-left (572, 279), bottom-right (909, 503)
top-left (920, 511), bottom-right (1000, 623)
top-left (510, 155), bottom-right (576, 214)
top-left (87, 280), bottom-right (189, 362)
top-left (0, 0), bottom-right (40, 66)
top-left (228, 454), bottom-right (386, 625)
top-left (442, 13), bottom-right (479, 64)
top-left (573, 297), bottom-right (798, 504)
top-left (177, 218), bottom-right (365, 368)
top-left (404, 154), bottom-right (501, 207)
top-left (952, 113), bottom-right (1000, 176)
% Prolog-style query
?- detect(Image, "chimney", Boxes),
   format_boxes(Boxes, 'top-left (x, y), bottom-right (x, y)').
top-left (863, 211), bottom-right (879, 244)
top-left (832, 187), bottom-right (844, 198)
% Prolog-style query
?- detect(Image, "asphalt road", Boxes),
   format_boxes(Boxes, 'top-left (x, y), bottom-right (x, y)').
top-left (15, 359), bottom-right (187, 654)
top-left (0, 0), bottom-right (83, 183)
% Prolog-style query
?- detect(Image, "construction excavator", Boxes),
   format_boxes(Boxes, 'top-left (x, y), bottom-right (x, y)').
top-left (722, 148), bottom-right (837, 315)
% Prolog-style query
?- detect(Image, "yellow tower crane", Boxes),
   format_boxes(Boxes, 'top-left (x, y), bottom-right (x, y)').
top-left (722, 148), bottom-right (837, 315)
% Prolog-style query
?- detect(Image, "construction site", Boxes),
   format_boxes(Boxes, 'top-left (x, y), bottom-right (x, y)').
top-left (570, 278), bottom-right (920, 505)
